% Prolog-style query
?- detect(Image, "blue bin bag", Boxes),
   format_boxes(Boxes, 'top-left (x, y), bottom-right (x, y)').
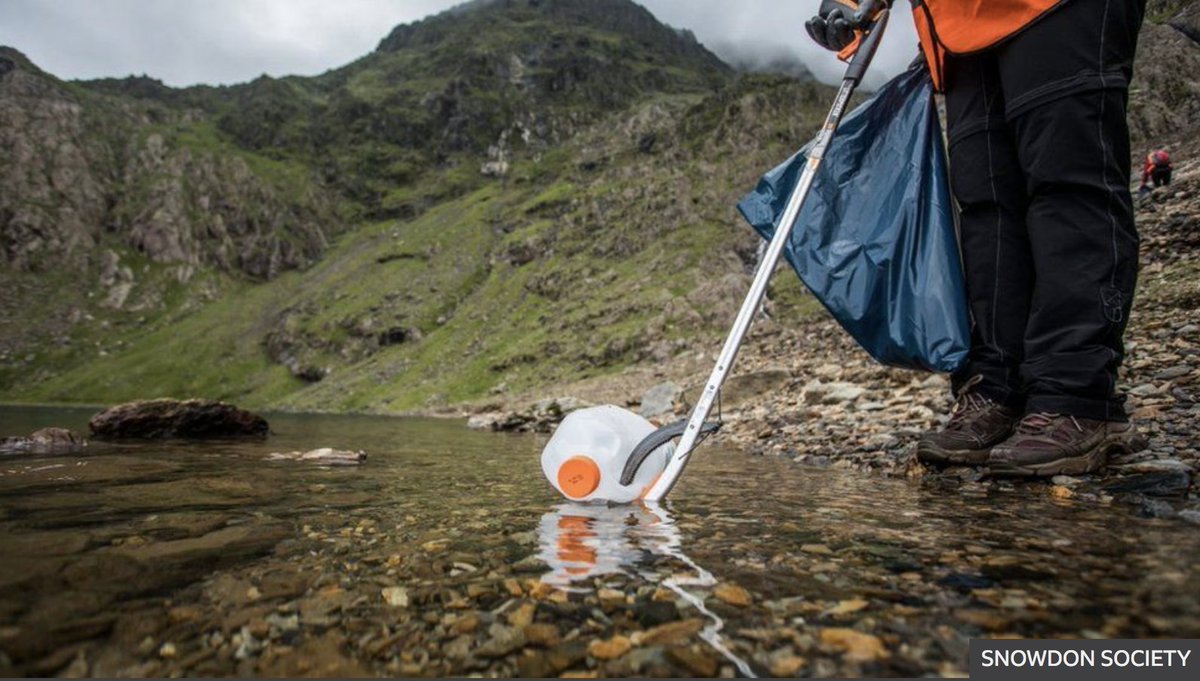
top-left (737, 65), bottom-right (969, 373)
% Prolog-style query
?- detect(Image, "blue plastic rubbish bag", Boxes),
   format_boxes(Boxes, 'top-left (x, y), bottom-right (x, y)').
top-left (737, 65), bottom-right (968, 373)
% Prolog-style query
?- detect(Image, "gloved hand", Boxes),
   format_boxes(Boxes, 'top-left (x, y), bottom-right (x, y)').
top-left (805, 0), bottom-right (888, 52)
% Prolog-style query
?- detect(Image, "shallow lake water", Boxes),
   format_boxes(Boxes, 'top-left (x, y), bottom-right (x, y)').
top-left (1, 406), bottom-right (1198, 677)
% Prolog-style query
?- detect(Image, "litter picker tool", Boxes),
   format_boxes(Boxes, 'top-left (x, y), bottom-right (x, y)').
top-left (625, 2), bottom-right (891, 502)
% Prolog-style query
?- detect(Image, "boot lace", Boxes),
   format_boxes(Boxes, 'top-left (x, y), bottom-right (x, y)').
top-left (947, 392), bottom-right (992, 424)
top-left (1015, 412), bottom-right (1083, 442)
top-left (946, 376), bottom-right (995, 428)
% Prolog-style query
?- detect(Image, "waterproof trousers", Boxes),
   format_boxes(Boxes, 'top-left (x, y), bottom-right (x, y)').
top-left (1150, 167), bottom-right (1172, 187)
top-left (944, 0), bottom-right (1145, 422)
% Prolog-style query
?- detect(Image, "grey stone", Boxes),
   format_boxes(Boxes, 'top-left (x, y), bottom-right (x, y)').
top-left (1103, 471), bottom-right (1192, 497)
top-left (823, 383), bottom-right (867, 404)
top-left (467, 413), bottom-right (503, 431)
top-left (474, 625), bottom-right (525, 658)
top-left (1137, 498), bottom-right (1177, 519)
top-left (1128, 383), bottom-right (1161, 397)
top-left (533, 397), bottom-right (589, 417)
top-left (1114, 458), bottom-right (1194, 474)
top-left (921, 374), bottom-right (949, 389)
top-left (265, 613), bottom-right (299, 633)
top-left (639, 382), bottom-right (681, 419)
top-left (802, 380), bottom-right (866, 405)
top-left (1154, 365), bottom-right (1192, 381)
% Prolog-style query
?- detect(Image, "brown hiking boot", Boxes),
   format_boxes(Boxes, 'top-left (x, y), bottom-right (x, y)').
top-left (987, 413), bottom-right (1150, 477)
top-left (916, 377), bottom-right (1019, 466)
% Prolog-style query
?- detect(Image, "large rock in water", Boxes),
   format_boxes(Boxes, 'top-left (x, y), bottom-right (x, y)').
top-left (89, 399), bottom-right (269, 439)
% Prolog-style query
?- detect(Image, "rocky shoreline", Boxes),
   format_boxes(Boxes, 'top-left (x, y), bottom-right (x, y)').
top-left (465, 160), bottom-right (1200, 519)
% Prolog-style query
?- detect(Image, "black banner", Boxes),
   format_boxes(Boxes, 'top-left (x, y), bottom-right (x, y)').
top-left (970, 639), bottom-right (1199, 680)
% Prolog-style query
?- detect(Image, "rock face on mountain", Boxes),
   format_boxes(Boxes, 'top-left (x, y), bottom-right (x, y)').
top-left (111, 132), bottom-right (332, 279)
top-left (1170, 2), bottom-right (1200, 42)
top-left (224, 0), bottom-right (730, 211)
top-left (0, 49), bottom-right (110, 270)
top-left (1129, 6), bottom-right (1200, 143)
top-left (376, 0), bottom-right (726, 80)
top-left (0, 47), bottom-right (335, 277)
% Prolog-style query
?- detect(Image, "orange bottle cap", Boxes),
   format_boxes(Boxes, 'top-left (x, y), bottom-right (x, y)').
top-left (558, 456), bottom-right (601, 499)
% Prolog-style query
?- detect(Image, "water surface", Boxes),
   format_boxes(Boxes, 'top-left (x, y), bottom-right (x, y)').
top-left (1, 406), bottom-right (1197, 677)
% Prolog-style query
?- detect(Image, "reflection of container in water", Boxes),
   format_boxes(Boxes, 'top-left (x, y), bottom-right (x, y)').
top-left (540, 405), bottom-right (672, 503)
top-left (536, 502), bottom-right (665, 586)
top-left (534, 502), bottom-right (758, 677)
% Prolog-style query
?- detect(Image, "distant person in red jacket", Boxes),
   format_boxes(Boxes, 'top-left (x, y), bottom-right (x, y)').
top-left (1141, 149), bottom-right (1173, 192)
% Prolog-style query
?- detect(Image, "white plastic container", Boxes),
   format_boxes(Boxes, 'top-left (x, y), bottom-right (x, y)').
top-left (541, 405), bottom-right (673, 504)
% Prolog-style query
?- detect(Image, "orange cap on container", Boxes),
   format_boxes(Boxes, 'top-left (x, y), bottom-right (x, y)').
top-left (557, 455), bottom-right (601, 499)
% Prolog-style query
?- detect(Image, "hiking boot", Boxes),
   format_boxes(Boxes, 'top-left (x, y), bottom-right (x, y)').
top-left (916, 378), bottom-right (1019, 466)
top-left (987, 413), bottom-right (1150, 477)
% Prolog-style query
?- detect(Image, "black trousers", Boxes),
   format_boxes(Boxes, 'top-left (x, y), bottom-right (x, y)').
top-left (944, 0), bottom-right (1145, 422)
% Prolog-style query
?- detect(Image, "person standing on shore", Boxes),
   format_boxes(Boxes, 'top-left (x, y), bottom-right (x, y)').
top-left (806, 0), bottom-right (1149, 476)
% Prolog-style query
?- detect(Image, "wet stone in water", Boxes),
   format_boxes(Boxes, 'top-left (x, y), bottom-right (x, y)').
top-left (587, 635), bottom-right (632, 660)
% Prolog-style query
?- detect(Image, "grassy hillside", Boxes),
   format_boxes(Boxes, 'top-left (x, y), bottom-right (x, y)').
top-left (4, 75), bottom-right (831, 412)
top-left (6, 0), bottom-right (1196, 415)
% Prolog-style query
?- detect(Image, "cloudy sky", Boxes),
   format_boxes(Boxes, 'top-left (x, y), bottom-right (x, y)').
top-left (0, 0), bottom-right (919, 88)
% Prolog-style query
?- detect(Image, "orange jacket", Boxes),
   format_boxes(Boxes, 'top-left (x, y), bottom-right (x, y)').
top-left (911, 0), bottom-right (1067, 91)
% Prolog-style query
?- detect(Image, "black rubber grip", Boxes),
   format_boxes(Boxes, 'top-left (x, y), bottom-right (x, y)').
top-left (619, 419), bottom-right (722, 486)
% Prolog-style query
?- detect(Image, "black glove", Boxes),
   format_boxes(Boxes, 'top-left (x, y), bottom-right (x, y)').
top-left (805, 0), bottom-right (888, 52)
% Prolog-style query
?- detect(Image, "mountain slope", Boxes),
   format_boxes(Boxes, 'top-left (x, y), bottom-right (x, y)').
top-left (0, 0), bottom-right (826, 410)
top-left (74, 0), bottom-right (730, 218)
top-left (5, 73), bottom-right (832, 411)
top-left (0, 47), bottom-right (338, 276)
top-left (2, 0), bottom-right (1199, 414)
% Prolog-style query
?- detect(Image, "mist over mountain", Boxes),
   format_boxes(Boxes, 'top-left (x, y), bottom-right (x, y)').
top-left (707, 42), bottom-right (815, 81)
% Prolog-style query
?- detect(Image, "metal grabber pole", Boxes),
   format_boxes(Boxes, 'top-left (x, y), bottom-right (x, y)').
top-left (627, 3), bottom-right (891, 503)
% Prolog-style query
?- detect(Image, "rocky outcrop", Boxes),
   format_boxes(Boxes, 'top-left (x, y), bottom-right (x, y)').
top-left (1170, 2), bottom-right (1200, 44)
top-left (1129, 7), bottom-right (1200, 143)
top-left (89, 399), bottom-right (269, 439)
top-left (0, 48), bottom-right (108, 269)
top-left (467, 397), bottom-right (591, 433)
top-left (112, 133), bottom-right (331, 280)
top-left (0, 47), bottom-right (334, 278)
top-left (261, 305), bottom-right (426, 382)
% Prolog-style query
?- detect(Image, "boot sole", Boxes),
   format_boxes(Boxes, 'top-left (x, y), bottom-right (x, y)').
top-left (986, 428), bottom-right (1151, 478)
top-left (915, 441), bottom-right (992, 467)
